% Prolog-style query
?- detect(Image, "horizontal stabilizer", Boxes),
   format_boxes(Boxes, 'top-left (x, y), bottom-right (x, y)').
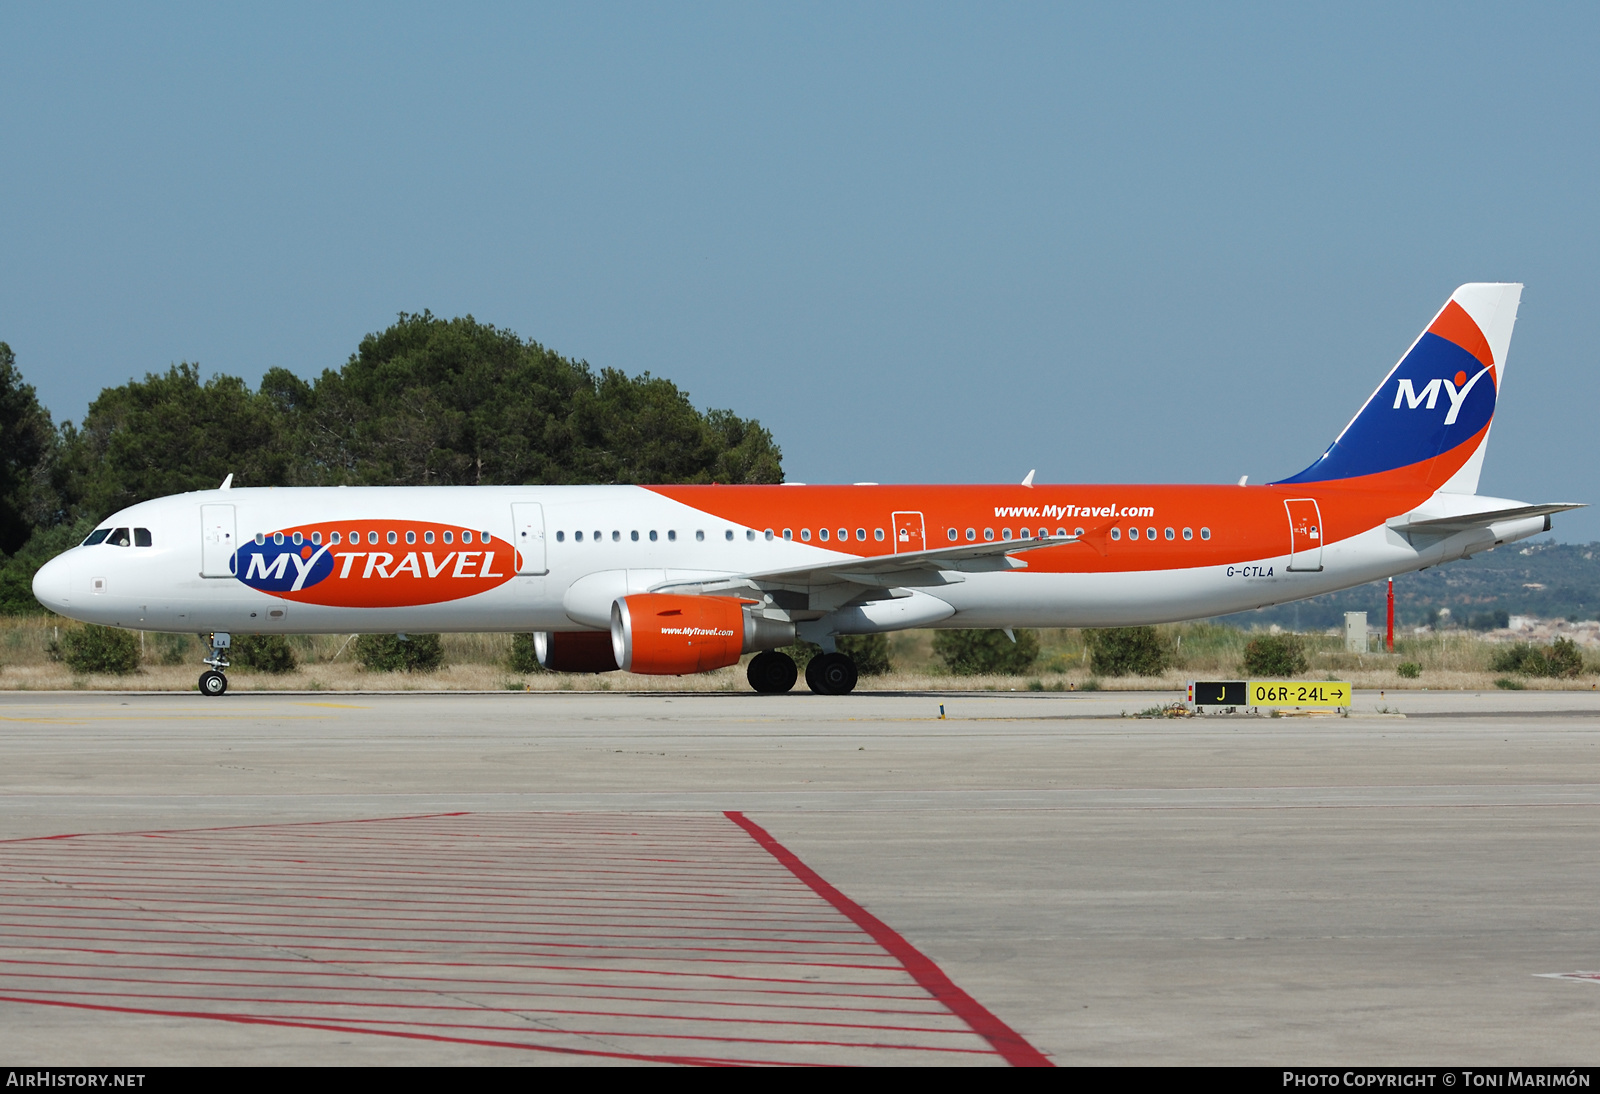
top-left (1387, 502), bottom-right (1585, 535)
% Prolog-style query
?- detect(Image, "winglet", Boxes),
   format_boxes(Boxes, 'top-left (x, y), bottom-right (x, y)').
top-left (219, 474), bottom-right (234, 490)
top-left (1021, 469), bottom-right (1035, 488)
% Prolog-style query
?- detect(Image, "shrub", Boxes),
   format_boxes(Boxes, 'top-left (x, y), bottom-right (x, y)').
top-left (777, 634), bottom-right (893, 676)
top-left (1491, 638), bottom-right (1585, 678)
top-left (1241, 633), bottom-right (1308, 677)
top-left (152, 633), bottom-right (193, 666)
top-left (1083, 627), bottom-right (1168, 677)
top-left (509, 633), bottom-right (543, 674)
top-left (55, 625), bottom-right (141, 675)
top-left (355, 633), bottom-right (444, 673)
top-left (837, 634), bottom-right (892, 676)
top-left (1494, 677), bottom-right (1525, 690)
top-left (931, 629), bottom-right (1040, 675)
top-left (1395, 661), bottom-right (1422, 679)
top-left (232, 634), bottom-right (299, 674)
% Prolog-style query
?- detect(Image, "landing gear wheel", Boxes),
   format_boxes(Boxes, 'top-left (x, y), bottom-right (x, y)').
top-left (199, 670), bottom-right (228, 697)
top-left (806, 652), bottom-right (858, 695)
top-left (747, 650), bottom-right (798, 694)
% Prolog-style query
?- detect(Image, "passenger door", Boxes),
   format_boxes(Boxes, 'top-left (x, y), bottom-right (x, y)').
top-left (511, 503), bottom-right (549, 575)
top-left (200, 504), bottom-right (237, 578)
top-left (1285, 498), bottom-right (1324, 572)
top-left (891, 511), bottom-right (926, 554)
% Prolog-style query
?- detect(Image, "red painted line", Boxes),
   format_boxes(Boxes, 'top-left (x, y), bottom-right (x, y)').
top-left (0, 994), bottom-right (764, 1067)
top-left (0, 813), bottom-right (475, 844)
top-left (725, 811), bottom-right (1052, 1068)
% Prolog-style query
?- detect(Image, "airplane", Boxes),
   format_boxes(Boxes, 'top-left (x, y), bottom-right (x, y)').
top-left (30, 282), bottom-right (1582, 697)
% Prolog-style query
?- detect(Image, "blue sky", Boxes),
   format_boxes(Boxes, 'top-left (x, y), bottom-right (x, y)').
top-left (3, 3), bottom-right (1597, 538)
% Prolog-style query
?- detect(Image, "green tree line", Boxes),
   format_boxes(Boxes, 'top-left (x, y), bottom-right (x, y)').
top-left (0, 314), bottom-right (783, 612)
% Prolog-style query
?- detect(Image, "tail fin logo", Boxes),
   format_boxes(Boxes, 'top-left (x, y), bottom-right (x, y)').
top-left (1393, 365), bottom-right (1492, 425)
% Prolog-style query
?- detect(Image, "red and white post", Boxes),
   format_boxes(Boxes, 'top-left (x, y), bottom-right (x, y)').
top-left (1386, 577), bottom-right (1395, 652)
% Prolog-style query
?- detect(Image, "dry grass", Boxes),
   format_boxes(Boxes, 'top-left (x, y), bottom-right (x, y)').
top-left (1, 617), bottom-right (1594, 693)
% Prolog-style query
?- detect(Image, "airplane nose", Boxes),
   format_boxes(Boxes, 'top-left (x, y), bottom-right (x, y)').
top-left (31, 554), bottom-right (73, 613)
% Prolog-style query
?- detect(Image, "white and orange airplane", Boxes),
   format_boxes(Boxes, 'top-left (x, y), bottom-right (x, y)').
top-left (32, 283), bottom-right (1580, 696)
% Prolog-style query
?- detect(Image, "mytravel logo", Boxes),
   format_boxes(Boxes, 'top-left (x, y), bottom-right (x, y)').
top-left (234, 520), bottom-right (517, 608)
top-left (993, 503), bottom-right (1155, 520)
top-left (1392, 366), bottom-right (1493, 426)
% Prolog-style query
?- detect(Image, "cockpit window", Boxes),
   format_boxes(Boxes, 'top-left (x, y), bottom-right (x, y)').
top-left (82, 529), bottom-right (111, 546)
top-left (134, 528), bottom-right (152, 547)
top-left (107, 528), bottom-right (131, 547)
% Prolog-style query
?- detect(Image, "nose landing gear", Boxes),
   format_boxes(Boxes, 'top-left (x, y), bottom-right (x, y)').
top-left (199, 632), bottom-right (231, 696)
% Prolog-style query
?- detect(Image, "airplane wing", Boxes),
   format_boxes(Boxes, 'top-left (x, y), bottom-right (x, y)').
top-left (652, 534), bottom-right (1075, 596)
top-left (1387, 502), bottom-right (1585, 535)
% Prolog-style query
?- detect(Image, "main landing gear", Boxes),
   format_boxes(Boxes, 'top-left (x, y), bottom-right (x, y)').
top-left (199, 631), bottom-right (231, 697)
top-left (746, 649), bottom-right (859, 695)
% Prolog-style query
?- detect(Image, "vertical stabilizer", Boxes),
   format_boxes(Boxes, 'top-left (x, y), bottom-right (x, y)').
top-left (1275, 283), bottom-right (1522, 494)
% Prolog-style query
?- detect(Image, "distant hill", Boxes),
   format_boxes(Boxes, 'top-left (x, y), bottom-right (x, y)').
top-left (1215, 539), bottom-right (1600, 631)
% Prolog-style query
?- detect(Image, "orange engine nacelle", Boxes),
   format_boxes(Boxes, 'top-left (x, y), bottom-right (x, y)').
top-left (533, 630), bottom-right (619, 673)
top-left (611, 594), bottom-right (792, 675)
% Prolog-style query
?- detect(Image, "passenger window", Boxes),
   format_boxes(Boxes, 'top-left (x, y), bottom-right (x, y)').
top-left (481, 531), bottom-right (491, 542)
top-left (443, 531), bottom-right (454, 544)
top-left (612, 531), bottom-right (621, 542)
top-left (984, 528), bottom-right (995, 541)
top-left (368, 531), bottom-right (379, 545)
top-left (310, 532), bottom-right (322, 546)
top-left (424, 530), bottom-right (435, 544)
top-left (816, 528), bottom-right (826, 541)
top-left (1111, 527), bottom-right (1122, 541)
top-left (783, 529), bottom-right (793, 541)
top-left (838, 528), bottom-right (848, 542)
top-left (877, 529), bottom-right (886, 542)
top-left (1182, 527), bottom-right (1193, 540)
top-left (966, 528), bottom-right (976, 541)
top-left (405, 531), bottom-right (416, 545)
top-left (272, 532), bottom-right (284, 545)
top-left (696, 530), bottom-right (705, 542)
top-left (631, 530), bottom-right (639, 542)
top-left (745, 530), bottom-right (755, 541)
top-left (669, 530), bottom-right (677, 542)
top-left (856, 529), bottom-right (865, 541)
top-left (462, 531), bottom-right (475, 544)
top-left (330, 532), bottom-right (341, 545)
top-left (725, 530), bottom-right (734, 541)
top-left (387, 531), bottom-right (398, 545)
top-left (573, 531), bottom-right (583, 542)
top-left (1074, 527), bottom-right (1084, 537)
top-left (765, 529), bottom-right (774, 540)
top-left (1001, 528), bottom-right (1013, 540)
top-left (1200, 527), bottom-right (1211, 540)
top-left (592, 530), bottom-right (601, 542)
top-left (134, 528), bottom-right (153, 547)
top-left (291, 532), bottom-right (303, 546)
top-left (1164, 528), bottom-right (1174, 541)
top-left (83, 529), bottom-right (111, 546)
top-left (1128, 527), bottom-right (1139, 540)
top-left (1147, 527), bottom-right (1157, 541)
top-left (947, 528), bottom-right (957, 541)
top-left (255, 533), bottom-right (266, 545)
top-left (648, 530), bottom-right (657, 542)
top-left (801, 529), bottom-right (812, 541)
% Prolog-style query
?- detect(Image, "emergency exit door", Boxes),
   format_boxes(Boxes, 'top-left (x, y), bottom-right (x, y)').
top-left (511, 503), bottom-right (548, 575)
top-left (1285, 498), bottom-right (1324, 572)
top-left (891, 511), bottom-right (925, 554)
top-left (200, 504), bottom-right (236, 577)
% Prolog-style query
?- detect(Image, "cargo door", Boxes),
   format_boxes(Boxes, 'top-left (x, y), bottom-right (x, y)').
top-left (200, 504), bottom-right (237, 578)
top-left (891, 511), bottom-right (926, 554)
top-left (511, 503), bottom-right (548, 575)
top-left (1285, 498), bottom-right (1324, 572)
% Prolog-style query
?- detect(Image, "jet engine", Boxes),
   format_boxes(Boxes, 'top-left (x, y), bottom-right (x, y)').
top-left (533, 630), bottom-right (619, 673)
top-left (610, 594), bottom-right (795, 675)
